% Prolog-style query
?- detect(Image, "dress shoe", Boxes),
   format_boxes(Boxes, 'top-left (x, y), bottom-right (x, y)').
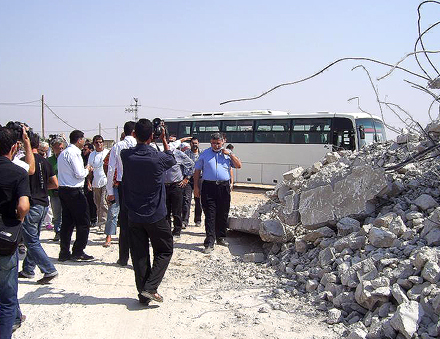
top-left (71, 252), bottom-right (94, 261)
top-left (216, 238), bottom-right (229, 247)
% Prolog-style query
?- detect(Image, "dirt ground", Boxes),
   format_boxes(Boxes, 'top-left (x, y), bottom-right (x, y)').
top-left (13, 188), bottom-right (337, 339)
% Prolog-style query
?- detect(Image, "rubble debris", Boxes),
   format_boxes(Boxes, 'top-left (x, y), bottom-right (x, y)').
top-left (228, 120), bottom-right (440, 338)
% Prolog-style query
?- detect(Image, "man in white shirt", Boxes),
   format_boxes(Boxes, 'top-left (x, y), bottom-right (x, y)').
top-left (106, 121), bottom-right (136, 266)
top-left (87, 135), bottom-right (109, 228)
top-left (57, 130), bottom-right (93, 262)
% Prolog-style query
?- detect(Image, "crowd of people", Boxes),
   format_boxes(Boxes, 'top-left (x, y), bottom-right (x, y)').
top-left (0, 118), bottom-right (241, 338)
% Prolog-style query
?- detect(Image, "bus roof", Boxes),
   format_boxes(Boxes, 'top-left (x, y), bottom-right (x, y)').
top-left (163, 110), bottom-right (383, 122)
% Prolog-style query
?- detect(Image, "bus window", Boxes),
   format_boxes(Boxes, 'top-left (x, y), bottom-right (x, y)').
top-left (291, 118), bottom-right (331, 144)
top-left (192, 121), bottom-right (221, 142)
top-left (254, 119), bottom-right (290, 143)
top-left (166, 122), bottom-right (178, 138)
top-left (332, 117), bottom-right (355, 151)
top-left (178, 122), bottom-right (192, 138)
top-left (222, 120), bottom-right (253, 143)
top-left (356, 118), bottom-right (387, 148)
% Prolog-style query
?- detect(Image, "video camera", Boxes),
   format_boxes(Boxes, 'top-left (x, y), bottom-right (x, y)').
top-left (5, 121), bottom-right (34, 141)
top-left (152, 118), bottom-right (164, 138)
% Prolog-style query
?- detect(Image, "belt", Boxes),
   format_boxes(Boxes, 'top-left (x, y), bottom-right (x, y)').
top-left (203, 180), bottom-right (230, 185)
top-left (165, 182), bottom-right (179, 186)
top-left (59, 186), bottom-right (84, 192)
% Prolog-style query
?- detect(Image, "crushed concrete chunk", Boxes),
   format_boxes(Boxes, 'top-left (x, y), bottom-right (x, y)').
top-left (390, 301), bottom-right (424, 339)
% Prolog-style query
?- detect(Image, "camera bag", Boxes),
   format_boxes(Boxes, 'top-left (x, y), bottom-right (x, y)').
top-left (0, 217), bottom-right (22, 256)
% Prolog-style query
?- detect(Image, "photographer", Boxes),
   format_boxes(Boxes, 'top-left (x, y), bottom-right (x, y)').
top-left (0, 127), bottom-right (30, 338)
top-left (120, 118), bottom-right (176, 304)
top-left (5, 122), bottom-right (35, 175)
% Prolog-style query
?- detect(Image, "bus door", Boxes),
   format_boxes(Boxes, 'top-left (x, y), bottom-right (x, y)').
top-left (332, 117), bottom-right (355, 151)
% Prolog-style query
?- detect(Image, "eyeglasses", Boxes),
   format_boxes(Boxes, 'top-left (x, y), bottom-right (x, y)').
top-left (94, 140), bottom-right (103, 144)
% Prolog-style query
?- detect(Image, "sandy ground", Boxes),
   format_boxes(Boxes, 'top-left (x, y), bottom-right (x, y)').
top-left (13, 188), bottom-right (337, 339)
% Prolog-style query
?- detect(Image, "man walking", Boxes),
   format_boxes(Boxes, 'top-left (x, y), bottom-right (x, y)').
top-left (106, 121), bottom-right (136, 266)
top-left (194, 132), bottom-right (241, 254)
top-left (0, 126), bottom-right (30, 339)
top-left (87, 135), bottom-right (109, 228)
top-left (57, 130), bottom-right (93, 261)
top-left (164, 147), bottom-right (194, 237)
top-left (121, 119), bottom-right (176, 304)
top-left (18, 133), bottom-right (59, 283)
top-left (182, 137), bottom-right (202, 227)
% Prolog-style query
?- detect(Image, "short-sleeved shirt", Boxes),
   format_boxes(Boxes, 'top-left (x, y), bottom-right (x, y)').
top-left (21, 153), bottom-right (55, 207)
top-left (88, 149), bottom-right (109, 188)
top-left (194, 147), bottom-right (234, 181)
top-left (121, 144), bottom-right (176, 224)
top-left (0, 156), bottom-right (31, 226)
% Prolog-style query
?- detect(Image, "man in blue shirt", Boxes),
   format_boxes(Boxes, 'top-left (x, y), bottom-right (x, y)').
top-left (194, 133), bottom-right (242, 254)
top-left (121, 119), bottom-right (176, 304)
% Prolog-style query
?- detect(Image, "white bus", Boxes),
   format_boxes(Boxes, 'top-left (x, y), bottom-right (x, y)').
top-left (164, 111), bottom-right (386, 185)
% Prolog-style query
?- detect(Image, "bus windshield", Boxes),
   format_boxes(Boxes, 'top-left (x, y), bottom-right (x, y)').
top-left (356, 118), bottom-right (386, 148)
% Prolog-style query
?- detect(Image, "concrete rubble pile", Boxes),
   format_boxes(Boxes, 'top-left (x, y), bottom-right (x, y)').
top-left (229, 120), bottom-right (440, 338)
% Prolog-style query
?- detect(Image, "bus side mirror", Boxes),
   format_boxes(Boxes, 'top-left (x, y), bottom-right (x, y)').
top-left (359, 125), bottom-right (365, 140)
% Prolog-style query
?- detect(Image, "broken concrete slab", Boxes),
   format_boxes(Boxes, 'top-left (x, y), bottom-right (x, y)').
top-left (299, 165), bottom-right (387, 228)
top-left (259, 219), bottom-right (294, 243)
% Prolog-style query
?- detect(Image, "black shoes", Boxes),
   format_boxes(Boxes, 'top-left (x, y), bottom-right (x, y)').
top-left (37, 271), bottom-right (58, 284)
top-left (116, 259), bottom-right (128, 266)
top-left (71, 252), bottom-right (94, 261)
top-left (18, 271), bottom-right (35, 279)
top-left (172, 229), bottom-right (181, 238)
top-left (58, 253), bottom-right (71, 262)
top-left (138, 293), bottom-right (150, 305)
top-left (216, 238), bottom-right (229, 247)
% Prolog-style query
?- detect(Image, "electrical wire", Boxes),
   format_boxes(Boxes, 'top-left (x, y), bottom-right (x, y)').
top-left (0, 100), bottom-right (41, 106)
top-left (44, 103), bottom-right (77, 130)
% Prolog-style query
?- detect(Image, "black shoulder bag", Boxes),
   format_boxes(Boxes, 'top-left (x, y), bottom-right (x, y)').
top-left (0, 217), bottom-right (22, 256)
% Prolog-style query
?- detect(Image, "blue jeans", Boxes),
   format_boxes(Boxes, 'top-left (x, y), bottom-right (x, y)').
top-left (50, 195), bottom-right (62, 233)
top-left (104, 187), bottom-right (120, 236)
top-left (0, 251), bottom-right (18, 339)
top-left (22, 205), bottom-right (56, 275)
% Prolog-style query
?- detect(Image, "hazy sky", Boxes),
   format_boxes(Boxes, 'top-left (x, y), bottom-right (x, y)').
top-left (1, 1), bottom-right (439, 141)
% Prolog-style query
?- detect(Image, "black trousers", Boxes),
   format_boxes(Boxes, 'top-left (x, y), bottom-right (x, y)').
top-left (129, 217), bottom-right (173, 293)
top-left (117, 183), bottom-right (130, 264)
top-left (58, 187), bottom-right (90, 256)
top-left (165, 183), bottom-right (183, 234)
top-left (201, 181), bottom-right (231, 248)
top-left (182, 181), bottom-right (202, 224)
top-left (84, 183), bottom-right (97, 224)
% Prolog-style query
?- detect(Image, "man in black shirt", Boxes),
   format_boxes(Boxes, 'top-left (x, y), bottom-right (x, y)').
top-left (19, 133), bottom-right (59, 284)
top-left (0, 127), bottom-right (30, 339)
top-left (121, 119), bottom-right (176, 304)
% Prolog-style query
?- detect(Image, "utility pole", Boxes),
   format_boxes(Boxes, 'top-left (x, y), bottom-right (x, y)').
top-left (99, 123), bottom-right (102, 136)
top-left (116, 126), bottom-right (119, 142)
top-left (125, 97), bottom-right (140, 122)
top-left (41, 95), bottom-right (45, 139)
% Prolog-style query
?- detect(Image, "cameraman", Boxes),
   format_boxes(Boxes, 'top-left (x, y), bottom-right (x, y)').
top-left (0, 127), bottom-right (30, 339)
top-left (120, 118), bottom-right (176, 304)
top-left (5, 122), bottom-right (35, 175)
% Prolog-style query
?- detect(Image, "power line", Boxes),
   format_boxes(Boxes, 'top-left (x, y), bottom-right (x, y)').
top-left (0, 100), bottom-right (41, 105)
top-left (44, 103), bottom-right (77, 130)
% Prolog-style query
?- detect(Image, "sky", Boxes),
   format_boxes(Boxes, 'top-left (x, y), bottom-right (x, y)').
top-left (0, 0), bottom-right (439, 141)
